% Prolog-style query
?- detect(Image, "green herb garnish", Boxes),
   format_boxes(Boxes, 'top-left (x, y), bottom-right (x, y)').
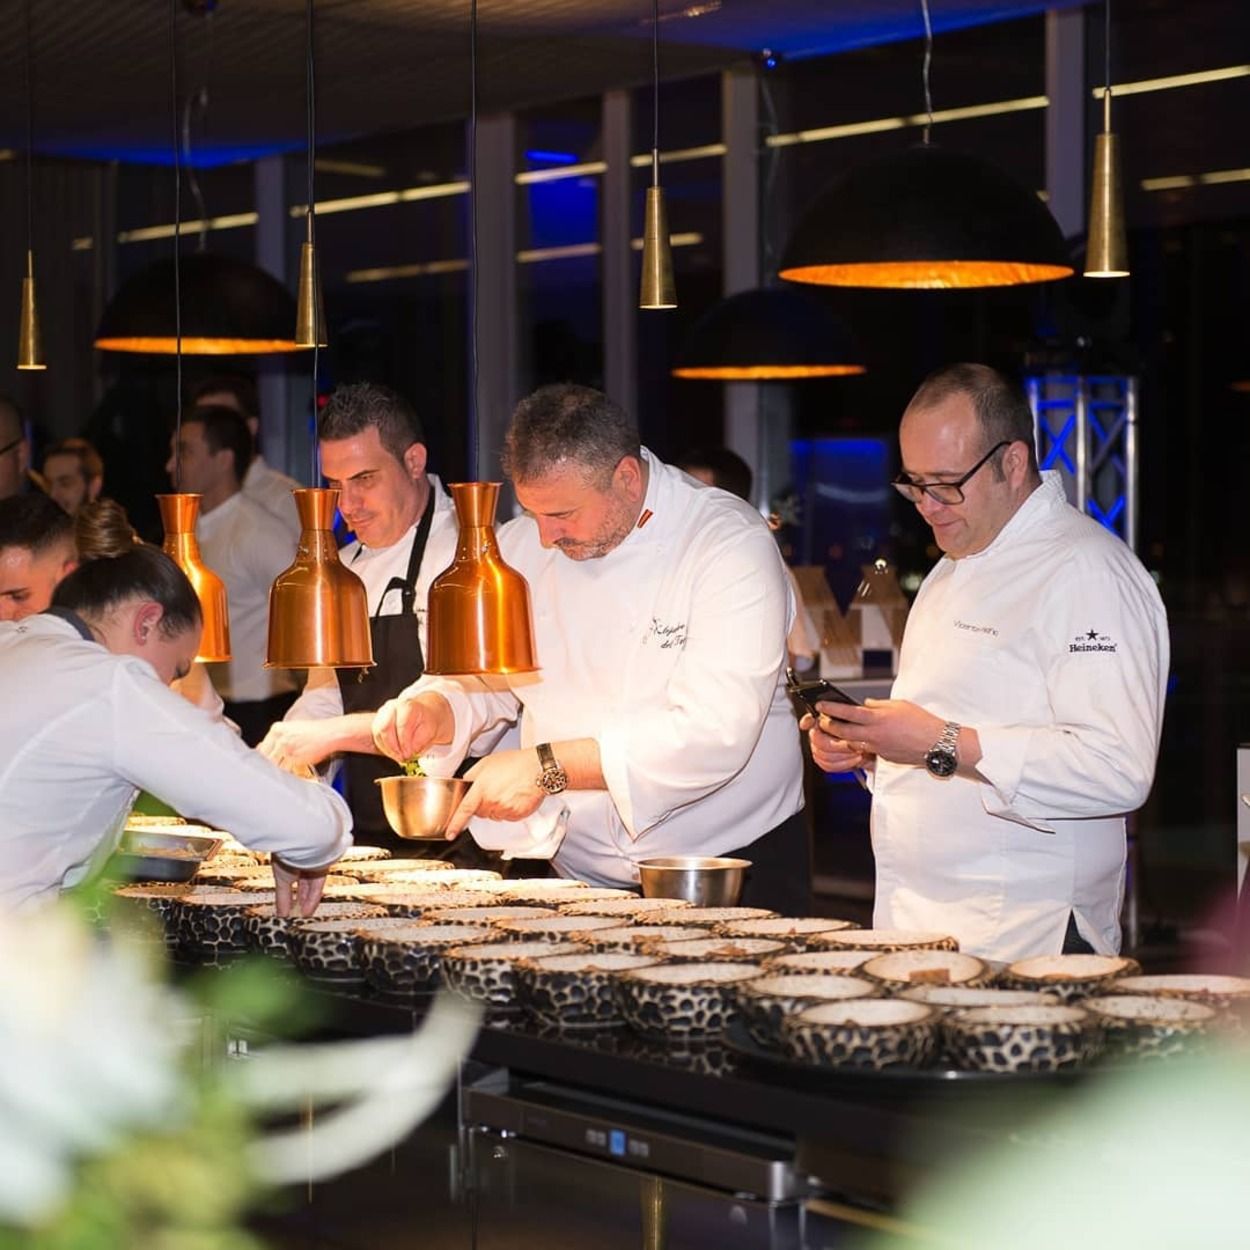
top-left (401, 758), bottom-right (426, 778)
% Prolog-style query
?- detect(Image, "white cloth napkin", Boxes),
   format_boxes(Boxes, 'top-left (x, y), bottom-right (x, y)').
top-left (467, 799), bottom-right (570, 861)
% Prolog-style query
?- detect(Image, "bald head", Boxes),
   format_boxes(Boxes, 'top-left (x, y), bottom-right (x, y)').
top-left (0, 398), bottom-right (28, 501)
top-left (0, 493), bottom-right (77, 620)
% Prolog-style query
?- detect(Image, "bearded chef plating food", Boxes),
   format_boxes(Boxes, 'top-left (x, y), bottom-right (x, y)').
top-left (372, 384), bottom-right (809, 914)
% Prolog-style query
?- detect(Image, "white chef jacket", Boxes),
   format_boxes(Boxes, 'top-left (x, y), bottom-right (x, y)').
top-left (0, 613), bottom-right (353, 911)
top-left (197, 491), bottom-right (298, 703)
top-left (872, 472), bottom-right (1168, 961)
top-left (411, 450), bottom-right (806, 888)
top-left (243, 454), bottom-right (302, 541)
top-left (285, 475), bottom-right (458, 722)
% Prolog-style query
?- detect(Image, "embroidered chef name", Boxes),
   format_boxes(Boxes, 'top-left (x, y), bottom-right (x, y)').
top-left (954, 619), bottom-right (999, 637)
top-left (1070, 627), bottom-right (1117, 653)
top-left (647, 617), bottom-right (688, 650)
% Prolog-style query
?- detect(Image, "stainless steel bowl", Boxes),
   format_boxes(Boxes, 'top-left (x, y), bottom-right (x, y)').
top-left (636, 856), bottom-right (751, 906)
top-left (375, 776), bottom-right (471, 841)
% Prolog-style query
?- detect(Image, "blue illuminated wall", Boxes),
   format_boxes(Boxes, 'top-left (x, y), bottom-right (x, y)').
top-left (788, 437), bottom-right (892, 608)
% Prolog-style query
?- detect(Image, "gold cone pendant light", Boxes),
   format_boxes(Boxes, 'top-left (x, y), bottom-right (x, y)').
top-left (639, 0), bottom-right (675, 310)
top-left (157, 494), bottom-right (231, 663)
top-left (425, 482), bottom-right (537, 676)
top-left (267, 488), bottom-right (374, 669)
top-left (1084, 1), bottom-right (1128, 279)
top-left (1085, 127), bottom-right (1126, 277)
top-left (640, 170), bottom-right (677, 310)
top-left (295, 224), bottom-right (327, 349)
top-left (17, 249), bottom-right (44, 371)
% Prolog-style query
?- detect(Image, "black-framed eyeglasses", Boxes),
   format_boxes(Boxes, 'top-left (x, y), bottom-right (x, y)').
top-left (0, 436), bottom-right (21, 458)
top-left (891, 440), bottom-right (1011, 506)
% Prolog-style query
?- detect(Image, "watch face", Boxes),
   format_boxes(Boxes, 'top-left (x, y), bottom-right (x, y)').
top-left (924, 748), bottom-right (958, 779)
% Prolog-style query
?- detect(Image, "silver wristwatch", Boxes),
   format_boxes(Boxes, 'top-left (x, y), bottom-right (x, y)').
top-left (535, 742), bottom-right (568, 795)
top-left (923, 721), bottom-right (961, 779)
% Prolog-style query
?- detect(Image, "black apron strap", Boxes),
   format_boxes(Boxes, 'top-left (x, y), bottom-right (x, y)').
top-left (42, 606), bottom-right (96, 641)
top-left (337, 489), bottom-right (438, 837)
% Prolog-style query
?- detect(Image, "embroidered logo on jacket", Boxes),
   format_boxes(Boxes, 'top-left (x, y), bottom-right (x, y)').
top-left (1069, 628), bottom-right (1117, 653)
top-left (647, 618), bottom-right (688, 650)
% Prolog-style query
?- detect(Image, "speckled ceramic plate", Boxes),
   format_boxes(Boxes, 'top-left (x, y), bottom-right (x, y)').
top-left (1082, 994), bottom-right (1217, 1060)
top-left (515, 951), bottom-right (663, 1030)
top-left (358, 922), bottom-right (497, 996)
top-left (861, 950), bottom-right (995, 992)
top-left (641, 936), bottom-right (790, 964)
top-left (1003, 954), bottom-right (1140, 1001)
top-left (762, 949), bottom-right (877, 976)
top-left (782, 999), bottom-right (939, 1070)
top-left (574, 923), bottom-right (713, 952)
top-left (558, 896), bottom-right (694, 920)
top-left (711, 916), bottom-right (858, 946)
top-left (646, 907), bottom-right (777, 928)
top-left (492, 914), bottom-right (623, 942)
top-left (441, 940), bottom-right (584, 1012)
top-left (1110, 973), bottom-right (1250, 1008)
top-left (736, 973), bottom-right (878, 1046)
top-left (808, 929), bottom-right (958, 954)
top-left (944, 1004), bottom-right (1102, 1072)
top-left (614, 961), bottom-right (762, 1040)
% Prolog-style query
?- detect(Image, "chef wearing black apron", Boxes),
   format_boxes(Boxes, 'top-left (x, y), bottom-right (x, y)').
top-left (337, 492), bottom-right (435, 848)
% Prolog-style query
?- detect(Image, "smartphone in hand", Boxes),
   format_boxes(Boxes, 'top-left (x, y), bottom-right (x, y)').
top-left (785, 667), bottom-right (862, 717)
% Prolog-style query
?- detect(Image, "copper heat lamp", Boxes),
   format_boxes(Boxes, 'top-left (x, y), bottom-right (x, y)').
top-left (266, 488), bottom-right (373, 669)
top-left (157, 494), bottom-right (231, 663)
top-left (424, 483), bottom-right (537, 676)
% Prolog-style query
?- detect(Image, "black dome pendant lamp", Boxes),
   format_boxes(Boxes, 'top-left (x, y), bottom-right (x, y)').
top-left (96, 253), bottom-right (299, 355)
top-left (672, 286), bottom-right (864, 380)
top-left (95, 7), bottom-right (299, 355)
top-left (779, 0), bottom-right (1072, 291)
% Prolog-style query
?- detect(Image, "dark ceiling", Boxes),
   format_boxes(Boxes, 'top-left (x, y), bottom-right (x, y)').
top-left (0, 0), bottom-right (1081, 166)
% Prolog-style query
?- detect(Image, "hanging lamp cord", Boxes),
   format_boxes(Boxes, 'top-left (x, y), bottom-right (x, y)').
top-left (23, 0), bottom-right (33, 270)
top-left (307, 0), bottom-right (319, 484)
top-left (171, 0), bottom-right (183, 489)
top-left (651, 0), bottom-right (660, 184)
top-left (919, 0), bottom-right (934, 143)
top-left (469, 0), bottom-right (479, 479)
top-left (1103, 0), bottom-right (1113, 131)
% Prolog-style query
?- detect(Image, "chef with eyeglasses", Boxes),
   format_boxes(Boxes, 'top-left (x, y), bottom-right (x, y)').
top-left (806, 364), bottom-right (1168, 963)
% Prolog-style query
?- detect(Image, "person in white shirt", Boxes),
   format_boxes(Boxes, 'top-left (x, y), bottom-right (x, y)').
top-left (192, 374), bottom-right (301, 539)
top-left (371, 384), bottom-right (808, 912)
top-left (807, 364), bottom-right (1168, 961)
top-left (258, 383), bottom-right (458, 844)
top-left (166, 406), bottom-right (298, 745)
top-left (0, 545), bottom-right (351, 913)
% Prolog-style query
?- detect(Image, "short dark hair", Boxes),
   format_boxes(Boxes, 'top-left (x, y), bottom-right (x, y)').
top-left (192, 373), bottom-right (258, 419)
top-left (0, 492), bottom-right (74, 557)
top-left (44, 437), bottom-right (104, 485)
top-left (906, 363), bottom-right (1039, 475)
top-left (676, 445), bottom-right (753, 503)
top-left (503, 384), bottom-right (640, 486)
top-left (318, 382), bottom-right (425, 465)
top-left (186, 404), bottom-right (254, 486)
top-left (52, 545), bottom-right (201, 639)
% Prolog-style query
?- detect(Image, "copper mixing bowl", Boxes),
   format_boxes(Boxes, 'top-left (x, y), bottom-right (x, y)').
top-left (375, 776), bottom-right (470, 841)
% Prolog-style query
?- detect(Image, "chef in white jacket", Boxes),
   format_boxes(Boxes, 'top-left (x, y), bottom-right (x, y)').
top-left (372, 384), bottom-right (808, 913)
top-left (809, 364), bottom-right (1168, 961)
top-left (0, 545), bottom-right (352, 913)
